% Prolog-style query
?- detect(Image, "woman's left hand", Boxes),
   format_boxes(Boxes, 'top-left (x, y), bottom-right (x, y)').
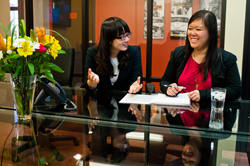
top-left (128, 76), bottom-right (142, 94)
top-left (187, 90), bottom-right (200, 101)
top-left (189, 102), bottom-right (200, 112)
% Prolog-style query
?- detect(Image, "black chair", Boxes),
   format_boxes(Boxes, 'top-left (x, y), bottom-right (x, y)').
top-left (50, 47), bottom-right (75, 86)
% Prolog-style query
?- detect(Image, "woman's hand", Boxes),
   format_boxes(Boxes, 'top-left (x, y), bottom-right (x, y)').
top-left (87, 68), bottom-right (100, 88)
top-left (87, 97), bottom-right (99, 118)
top-left (166, 83), bottom-right (182, 96)
top-left (187, 90), bottom-right (200, 101)
top-left (128, 104), bottom-right (143, 121)
top-left (87, 97), bottom-right (99, 131)
top-left (128, 76), bottom-right (142, 94)
top-left (189, 102), bottom-right (200, 112)
top-left (167, 107), bottom-right (180, 117)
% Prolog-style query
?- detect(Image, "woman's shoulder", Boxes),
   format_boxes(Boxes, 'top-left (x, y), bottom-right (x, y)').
top-left (174, 46), bottom-right (185, 52)
top-left (128, 45), bottom-right (140, 54)
top-left (219, 48), bottom-right (237, 62)
top-left (171, 46), bottom-right (185, 58)
top-left (88, 45), bottom-right (98, 52)
top-left (87, 45), bottom-right (98, 56)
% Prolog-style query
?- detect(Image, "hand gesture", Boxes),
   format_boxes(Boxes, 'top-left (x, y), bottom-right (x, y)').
top-left (87, 97), bottom-right (99, 131)
top-left (167, 107), bottom-right (180, 117)
top-left (189, 102), bottom-right (200, 112)
top-left (87, 68), bottom-right (100, 88)
top-left (166, 83), bottom-right (182, 96)
top-left (128, 76), bottom-right (142, 94)
top-left (187, 90), bottom-right (200, 101)
top-left (128, 104), bottom-right (143, 122)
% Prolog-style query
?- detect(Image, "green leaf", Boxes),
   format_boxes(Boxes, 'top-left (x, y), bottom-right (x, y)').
top-left (27, 63), bottom-right (34, 75)
top-left (5, 53), bottom-right (20, 60)
top-left (48, 29), bottom-right (71, 48)
top-left (58, 50), bottom-right (66, 54)
top-left (30, 29), bottom-right (36, 42)
top-left (37, 75), bottom-right (41, 83)
top-left (13, 65), bottom-right (21, 77)
top-left (1, 64), bottom-right (13, 72)
top-left (19, 19), bottom-right (26, 38)
top-left (10, 25), bottom-right (17, 48)
top-left (6, 19), bottom-right (16, 36)
top-left (46, 62), bottom-right (64, 73)
top-left (0, 23), bottom-right (8, 36)
top-left (23, 36), bottom-right (31, 41)
top-left (44, 70), bottom-right (55, 84)
top-left (0, 74), bottom-right (6, 82)
top-left (40, 66), bottom-right (49, 73)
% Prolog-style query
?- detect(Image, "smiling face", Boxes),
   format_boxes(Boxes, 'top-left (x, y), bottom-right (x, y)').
top-left (182, 143), bottom-right (202, 166)
top-left (187, 19), bottom-right (209, 52)
top-left (110, 32), bottom-right (130, 55)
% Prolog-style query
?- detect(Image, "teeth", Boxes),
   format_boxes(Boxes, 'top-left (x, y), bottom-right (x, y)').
top-left (192, 39), bottom-right (197, 41)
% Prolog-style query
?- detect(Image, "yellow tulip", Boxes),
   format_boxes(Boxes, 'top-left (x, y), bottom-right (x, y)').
top-left (0, 34), bottom-right (6, 52)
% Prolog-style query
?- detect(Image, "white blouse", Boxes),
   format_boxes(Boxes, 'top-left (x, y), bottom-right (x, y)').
top-left (110, 57), bottom-right (120, 85)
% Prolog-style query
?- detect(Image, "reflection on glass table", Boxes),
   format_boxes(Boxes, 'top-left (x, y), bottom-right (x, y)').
top-left (1, 84), bottom-right (250, 165)
top-left (0, 108), bottom-right (250, 165)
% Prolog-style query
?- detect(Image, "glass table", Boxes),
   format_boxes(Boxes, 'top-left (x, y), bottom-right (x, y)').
top-left (0, 82), bottom-right (250, 165)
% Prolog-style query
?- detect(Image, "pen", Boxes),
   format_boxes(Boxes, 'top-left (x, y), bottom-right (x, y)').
top-left (164, 85), bottom-right (186, 89)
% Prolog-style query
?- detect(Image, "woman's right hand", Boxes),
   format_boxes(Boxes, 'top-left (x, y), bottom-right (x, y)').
top-left (87, 68), bottom-right (100, 88)
top-left (166, 83), bottom-right (182, 96)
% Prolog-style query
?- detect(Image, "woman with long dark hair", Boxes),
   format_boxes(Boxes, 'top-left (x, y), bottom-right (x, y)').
top-left (83, 17), bottom-right (142, 93)
top-left (160, 10), bottom-right (242, 101)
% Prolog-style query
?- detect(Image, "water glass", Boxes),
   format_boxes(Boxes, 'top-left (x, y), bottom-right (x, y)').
top-left (209, 87), bottom-right (227, 130)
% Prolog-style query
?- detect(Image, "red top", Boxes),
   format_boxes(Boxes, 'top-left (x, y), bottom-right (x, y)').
top-left (180, 110), bottom-right (210, 127)
top-left (178, 55), bottom-right (212, 93)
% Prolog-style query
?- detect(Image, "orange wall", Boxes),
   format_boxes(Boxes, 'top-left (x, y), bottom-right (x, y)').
top-left (95, 0), bottom-right (219, 91)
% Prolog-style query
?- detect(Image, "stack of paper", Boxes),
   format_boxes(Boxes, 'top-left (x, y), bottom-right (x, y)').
top-left (119, 93), bottom-right (190, 106)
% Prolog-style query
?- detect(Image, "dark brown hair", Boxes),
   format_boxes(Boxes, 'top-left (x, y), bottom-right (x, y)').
top-left (96, 17), bottom-right (131, 77)
top-left (185, 10), bottom-right (218, 81)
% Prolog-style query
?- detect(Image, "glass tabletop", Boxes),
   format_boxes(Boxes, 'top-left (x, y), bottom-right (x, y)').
top-left (35, 87), bottom-right (250, 136)
top-left (0, 82), bottom-right (250, 165)
top-left (1, 82), bottom-right (250, 137)
top-left (0, 106), bottom-right (250, 165)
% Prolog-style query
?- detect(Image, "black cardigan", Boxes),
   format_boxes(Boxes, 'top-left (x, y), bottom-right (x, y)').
top-left (83, 45), bottom-right (142, 91)
top-left (160, 46), bottom-right (242, 101)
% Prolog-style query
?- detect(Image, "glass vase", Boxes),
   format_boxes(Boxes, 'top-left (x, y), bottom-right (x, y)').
top-left (10, 75), bottom-right (37, 120)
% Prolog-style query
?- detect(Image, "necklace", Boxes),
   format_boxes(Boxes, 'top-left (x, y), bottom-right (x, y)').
top-left (192, 51), bottom-right (206, 90)
top-left (193, 52), bottom-right (199, 90)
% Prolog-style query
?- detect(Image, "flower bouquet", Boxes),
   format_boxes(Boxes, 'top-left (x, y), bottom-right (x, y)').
top-left (0, 19), bottom-right (69, 120)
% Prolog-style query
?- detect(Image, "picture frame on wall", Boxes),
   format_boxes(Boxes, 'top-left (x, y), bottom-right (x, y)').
top-left (200, 0), bottom-right (222, 38)
top-left (170, 0), bottom-right (192, 39)
top-left (144, 0), bottom-right (165, 39)
top-left (52, 0), bottom-right (71, 27)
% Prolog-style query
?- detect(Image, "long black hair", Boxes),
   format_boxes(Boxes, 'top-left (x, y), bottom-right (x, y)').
top-left (96, 17), bottom-right (131, 77)
top-left (185, 10), bottom-right (218, 81)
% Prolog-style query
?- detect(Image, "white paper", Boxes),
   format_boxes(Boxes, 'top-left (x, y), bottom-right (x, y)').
top-left (119, 93), bottom-right (190, 106)
top-left (152, 93), bottom-right (190, 106)
top-left (119, 94), bottom-right (154, 104)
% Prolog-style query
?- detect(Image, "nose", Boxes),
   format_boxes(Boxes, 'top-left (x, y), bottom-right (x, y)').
top-left (191, 29), bottom-right (196, 35)
top-left (124, 36), bottom-right (130, 42)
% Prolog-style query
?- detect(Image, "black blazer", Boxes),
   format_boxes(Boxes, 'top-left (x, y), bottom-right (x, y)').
top-left (160, 46), bottom-right (242, 101)
top-left (83, 45), bottom-right (142, 91)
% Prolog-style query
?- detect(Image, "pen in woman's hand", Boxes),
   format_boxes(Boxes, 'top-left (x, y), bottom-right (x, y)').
top-left (164, 85), bottom-right (186, 89)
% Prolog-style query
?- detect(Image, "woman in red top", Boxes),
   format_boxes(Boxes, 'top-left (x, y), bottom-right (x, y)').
top-left (160, 10), bottom-right (242, 101)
